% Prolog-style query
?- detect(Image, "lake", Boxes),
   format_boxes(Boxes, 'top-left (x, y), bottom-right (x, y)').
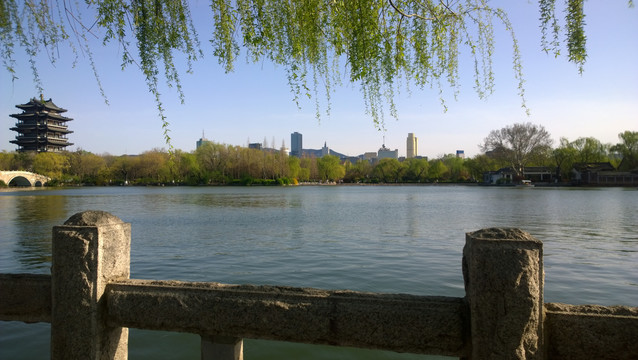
top-left (1, 185), bottom-right (636, 359)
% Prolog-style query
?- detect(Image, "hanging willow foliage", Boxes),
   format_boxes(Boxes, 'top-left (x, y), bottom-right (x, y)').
top-left (1, 0), bottom-right (630, 135)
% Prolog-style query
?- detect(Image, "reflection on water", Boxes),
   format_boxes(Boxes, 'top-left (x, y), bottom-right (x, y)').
top-left (177, 193), bottom-right (299, 208)
top-left (1, 193), bottom-right (69, 271)
top-left (1, 185), bottom-right (636, 360)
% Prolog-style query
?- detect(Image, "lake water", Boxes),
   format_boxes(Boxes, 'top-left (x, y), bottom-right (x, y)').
top-left (1, 185), bottom-right (637, 359)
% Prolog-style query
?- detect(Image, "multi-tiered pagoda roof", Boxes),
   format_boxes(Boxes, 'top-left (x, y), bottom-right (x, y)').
top-left (9, 98), bottom-right (74, 152)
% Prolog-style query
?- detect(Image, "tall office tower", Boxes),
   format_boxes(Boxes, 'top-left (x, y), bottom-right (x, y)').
top-left (196, 130), bottom-right (211, 149)
top-left (406, 133), bottom-right (418, 158)
top-left (291, 132), bottom-right (302, 157)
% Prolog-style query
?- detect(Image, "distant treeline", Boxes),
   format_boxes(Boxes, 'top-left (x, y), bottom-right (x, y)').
top-left (1, 131), bottom-right (636, 186)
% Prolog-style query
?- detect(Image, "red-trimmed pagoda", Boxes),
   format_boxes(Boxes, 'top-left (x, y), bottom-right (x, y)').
top-left (10, 97), bottom-right (74, 152)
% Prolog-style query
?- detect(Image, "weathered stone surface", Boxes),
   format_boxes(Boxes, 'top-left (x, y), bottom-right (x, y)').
top-left (52, 211), bottom-right (131, 360)
top-left (106, 279), bottom-right (469, 357)
top-left (6, 217), bottom-right (637, 359)
top-left (0, 273), bottom-right (51, 323)
top-left (201, 335), bottom-right (243, 360)
top-left (64, 210), bottom-right (125, 226)
top-left (463, 228), bottom-right (544, 360)
top-left (545, 303), bottom-right (638, 360)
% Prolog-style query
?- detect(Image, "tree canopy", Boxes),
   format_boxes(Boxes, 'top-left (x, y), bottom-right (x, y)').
top-left (1, 0), bottom-right (630, 138)
top-left (1, 130), bottom-right (635, 186)
top-left (481, 122), bottom-right (552, 178)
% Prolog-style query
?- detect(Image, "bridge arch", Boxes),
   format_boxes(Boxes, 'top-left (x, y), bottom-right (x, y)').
top-left (8, 176), bottom-right (33, 187)
top-left (0, 171), bottom-right (50, 187)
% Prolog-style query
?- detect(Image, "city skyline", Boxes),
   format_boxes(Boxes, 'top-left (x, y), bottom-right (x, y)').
top-left (1, 2), bottom-right (636, 159)
top-left (196, 131), bottom-right (420, 160)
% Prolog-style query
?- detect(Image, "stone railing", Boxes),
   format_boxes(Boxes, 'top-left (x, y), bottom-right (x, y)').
top-left (1, 211), bottom-right (636, 359)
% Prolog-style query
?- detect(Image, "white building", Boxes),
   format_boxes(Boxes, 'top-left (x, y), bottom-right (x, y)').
top-left (378, 144), bottom-right (398, 159)
top-left (406, 133), bottom-right (418, 158)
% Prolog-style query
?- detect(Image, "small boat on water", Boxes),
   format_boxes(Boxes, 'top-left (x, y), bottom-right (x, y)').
top-left (516, 180), bottom-right (535, 188)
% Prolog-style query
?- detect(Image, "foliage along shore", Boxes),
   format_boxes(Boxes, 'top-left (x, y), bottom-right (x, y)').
top-left (1, 129), bottom-right (637, 187)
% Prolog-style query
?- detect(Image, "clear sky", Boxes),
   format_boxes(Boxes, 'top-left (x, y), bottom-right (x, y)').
top-left (2, 1), bottom-right (637, 159)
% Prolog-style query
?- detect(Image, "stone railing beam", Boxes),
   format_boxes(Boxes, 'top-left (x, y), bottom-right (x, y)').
top-left (0, 273), bottom-right (51, 323)
top-left (3, 215), bottom-right (637, 359)
top-left (545, 303), bottom-right (638, 359)
top-left (106, 279), bottom-right (468, 357)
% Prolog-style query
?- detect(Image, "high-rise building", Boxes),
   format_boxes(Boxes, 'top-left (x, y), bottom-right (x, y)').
top-left (378, 144), bottom-right (398, 159)
top-left (10, 97), bottom-right (74, 152)
top-left (321, 142), bottom-right (330, 157)
top-left (291, 132), bottom-right (302, 157)
top-left (456, 150), bottom-right (465, 159)
top-left (196, 130), bottom-right (211, 149)
top-left (406, 133), bottom-right (418, 158)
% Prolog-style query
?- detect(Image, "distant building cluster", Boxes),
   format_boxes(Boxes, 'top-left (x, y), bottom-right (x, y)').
top-left (194, 130), bottom-right (458, 164)
top-left (5, 98), bottom-right (461, 163)
top-left (5, 98), bottom-right (455, 161)
top-left (284, 132), bottom-right (421, 164)
top-left (194, 129), bottom-right (467, 164)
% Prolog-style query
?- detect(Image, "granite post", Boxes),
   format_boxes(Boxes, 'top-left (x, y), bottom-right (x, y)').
top-left (52, 211), bottom-right (131, 360)
top-left (463, 228), bottom-right (544, 360)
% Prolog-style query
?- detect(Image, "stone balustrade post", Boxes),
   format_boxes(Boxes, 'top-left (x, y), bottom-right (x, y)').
top-left (52, 211), bottom-right (131, 360)
top-left (462, 228), bottom-right (544, 360)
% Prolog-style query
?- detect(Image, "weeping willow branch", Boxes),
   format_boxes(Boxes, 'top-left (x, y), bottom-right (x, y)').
top-left (1, 0), bottom-right (629, 142)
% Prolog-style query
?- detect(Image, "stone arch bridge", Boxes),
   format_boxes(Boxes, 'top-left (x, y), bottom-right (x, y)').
top-left (0, 171), bottom-right (50, 187)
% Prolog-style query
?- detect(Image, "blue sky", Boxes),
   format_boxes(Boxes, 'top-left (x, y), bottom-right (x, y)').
top-left (2, 1), bottom-right (637, 158)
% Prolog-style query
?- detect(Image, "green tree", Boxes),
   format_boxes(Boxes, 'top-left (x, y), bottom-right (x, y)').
top-left (67, 150), bottom-right (107, 184)
top-left (464, 154), bottom-right (498, 181)
top-left (317, 155), bottom-right (345, 182)
top-left (441, 154), bottom-right (469, 181)
top-left (288, 156), bottom-right (301, 181)
top-left (137, 149), bottom-right (171, 183)
top-left (404, 158), bottom-right (429, 182)
top-left (552, 137), bottom-right (578, 181)
top-left (373, 158), bottom-right (404, 183)
top-left (298, 157), bottom-right (315, 182)
top-left (1, 151), bottom-right (35, 171)
top-left (173, 150), bottom-right (201, 185)
top-left (612, 131), bottom-right (638, 171)
top-left (3, 0), bottom-right (614, 134)
top-left (109, 155), bottom-right (137, 184)
top-left (571, 137), bottom-right (609, 164)
top-left (0, 151), bottom-right (13, 170)
top-left (344, 159), bottom-right (374, 183)
top-left (481, 122), bottom-right (553, 178)
top-left (428, 159), bottom-right (448, 181)
top-left (33, 152), bottom-right (68, 179)
top-left (196, 142), bottom-right (230, 183)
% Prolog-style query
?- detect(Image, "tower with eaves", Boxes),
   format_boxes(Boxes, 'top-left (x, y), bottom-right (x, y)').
top-left (9, 98), bottom-right (74, 152)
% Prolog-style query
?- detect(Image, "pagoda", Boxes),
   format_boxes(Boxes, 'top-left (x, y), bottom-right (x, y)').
top-left (10, 97), bottom-right (74, 152)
